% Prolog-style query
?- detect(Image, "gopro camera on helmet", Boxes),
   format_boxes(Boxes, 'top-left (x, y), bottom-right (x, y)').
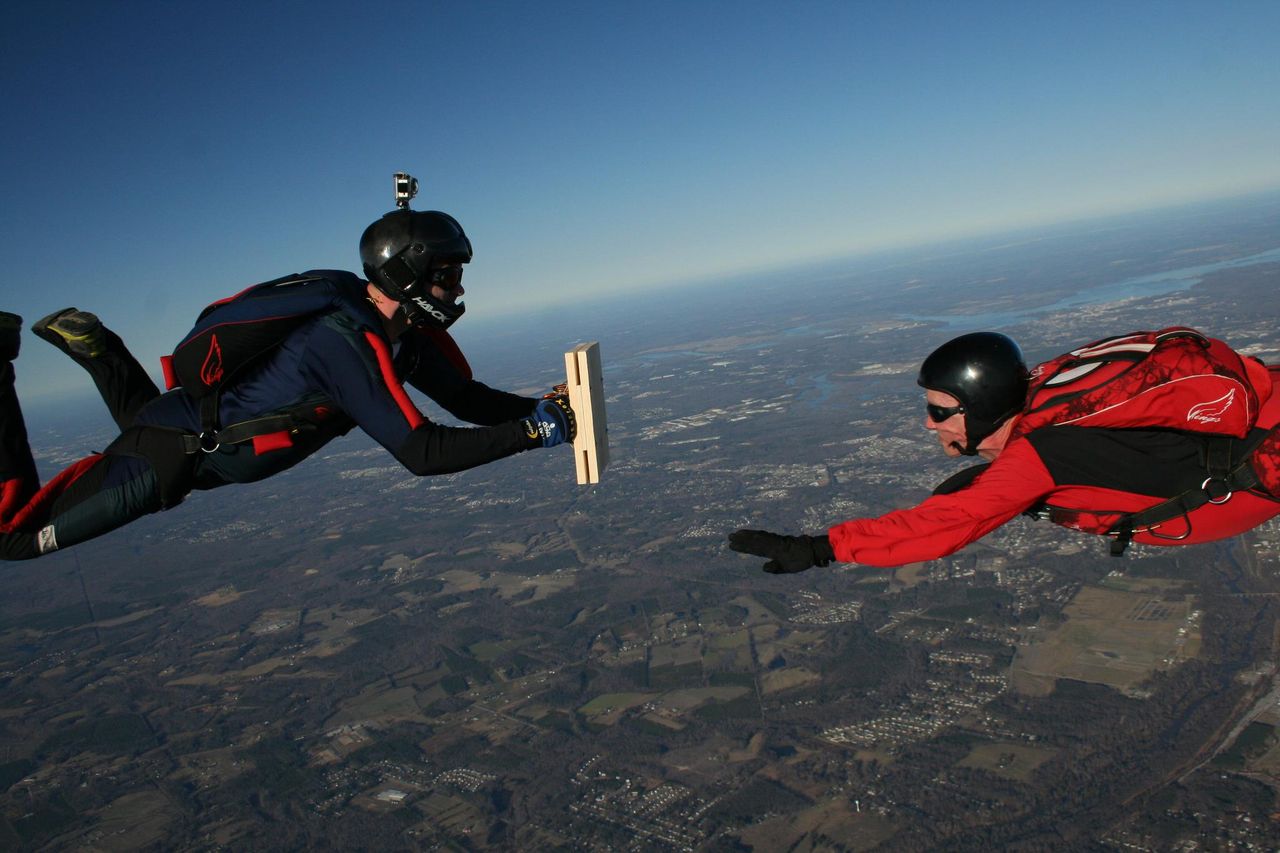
top-left (394, 172), bottom-right (418, 210)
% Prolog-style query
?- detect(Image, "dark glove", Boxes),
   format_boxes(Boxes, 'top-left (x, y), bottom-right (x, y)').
top-left (727, 529), bottom-right (836, 574)
top-left (522, 394), bottom-right (576, 448)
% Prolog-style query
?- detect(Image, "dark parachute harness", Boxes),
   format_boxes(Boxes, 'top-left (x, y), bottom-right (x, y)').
top-left (104, 271), bottom-right (376, 508)
top-left (1097, 427), bottom-right (1271, 555)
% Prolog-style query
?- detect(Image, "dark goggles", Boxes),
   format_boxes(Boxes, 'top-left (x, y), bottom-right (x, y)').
top-left (926, 402), bottom-right (966, 423)
top-left (429, 264), bottom-right (464, 292)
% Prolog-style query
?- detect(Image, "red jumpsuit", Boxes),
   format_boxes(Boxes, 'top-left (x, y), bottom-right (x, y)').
top-left (828, 367), bottom-right (1280, 567)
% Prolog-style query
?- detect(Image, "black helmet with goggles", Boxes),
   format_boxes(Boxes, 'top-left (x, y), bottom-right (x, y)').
top-left (917, 331), bottom-right (1029, 455)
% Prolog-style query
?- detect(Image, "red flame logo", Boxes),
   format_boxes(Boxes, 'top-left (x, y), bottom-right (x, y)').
top-left (200, 334), bottom-right (224, 387)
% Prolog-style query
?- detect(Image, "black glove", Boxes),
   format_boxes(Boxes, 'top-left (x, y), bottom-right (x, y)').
top-left (727, 529), bottom-right (836, 574)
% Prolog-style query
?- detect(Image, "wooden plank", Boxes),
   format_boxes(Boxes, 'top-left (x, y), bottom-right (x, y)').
top-left (564, 342), bottom-right (609, 484)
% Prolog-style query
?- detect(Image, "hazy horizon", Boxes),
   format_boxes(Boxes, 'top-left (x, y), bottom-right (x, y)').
top-left (17, 186), bottom-right (1280, 419)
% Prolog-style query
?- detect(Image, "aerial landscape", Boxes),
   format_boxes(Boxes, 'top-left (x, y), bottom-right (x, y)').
top-left (5, 4), bottom-right (1280, 850)
top-left (2, 193), bottom-right (1279, 850)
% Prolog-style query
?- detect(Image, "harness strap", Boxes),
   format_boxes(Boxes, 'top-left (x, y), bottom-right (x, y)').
top-left (183, 411), bottom-right (310, 453)
top-left (198, 393), bottom-right (221, 450)
top-left (1107, 426), bottom-right (1275, 556)
top-left (104, 408), bottom-right (323, 509)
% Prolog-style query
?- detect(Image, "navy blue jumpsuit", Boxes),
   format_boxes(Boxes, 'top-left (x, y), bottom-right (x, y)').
top-left (0, 273), bottom-right (539, 560)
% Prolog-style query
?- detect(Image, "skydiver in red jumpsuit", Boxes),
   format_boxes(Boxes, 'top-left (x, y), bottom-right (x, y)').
top-left (730, 331), bottom-right (1280, 573)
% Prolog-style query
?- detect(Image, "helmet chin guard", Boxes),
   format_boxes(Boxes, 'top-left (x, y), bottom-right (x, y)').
top-left (400, 287), bottom-right (466, 329)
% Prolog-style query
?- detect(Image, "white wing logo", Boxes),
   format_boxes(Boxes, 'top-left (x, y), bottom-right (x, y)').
top-left (1187, 389), bottom-right (1236, 425)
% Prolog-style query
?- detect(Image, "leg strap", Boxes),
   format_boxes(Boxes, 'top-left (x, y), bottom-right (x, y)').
top-left (104, 426), bottom-right (198, 510)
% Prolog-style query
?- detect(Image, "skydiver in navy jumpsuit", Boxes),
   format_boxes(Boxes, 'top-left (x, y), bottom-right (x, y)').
top-left (0, 210), bottom-right (575, 560)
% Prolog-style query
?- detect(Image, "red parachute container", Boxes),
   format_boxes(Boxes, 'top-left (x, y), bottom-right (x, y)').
top-left (1012, 327), bottom-right (1272, 441)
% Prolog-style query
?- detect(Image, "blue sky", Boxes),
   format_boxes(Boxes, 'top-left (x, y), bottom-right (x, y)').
top-left (3, 0), bottom-right (1279, 399)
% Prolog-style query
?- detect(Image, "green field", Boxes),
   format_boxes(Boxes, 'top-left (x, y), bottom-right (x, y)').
top-left (957, 741), bottom-right (1058, 781)
top-left (468, 636), bottom-right (535, 661)
top-left (579, 692), bottom-right (654, 717)
top-left (1011, 582), bottom-right (1195, 694)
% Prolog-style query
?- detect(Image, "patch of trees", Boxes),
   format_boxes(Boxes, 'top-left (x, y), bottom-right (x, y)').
top-left (442, 646), bottom-right (495, 685)
top-left (706, 778), bottom-right (812, 823)
top-left (693, 693), bottom-right (760, 722)
top-left (0, 759), bottom-right (35, 792)
top-left (11, 603), bottom-right (96, 632)
top-left (709, 671), bottom-right (756, 689)
top-left (648, 662), bottom-right (702, 691)
top-left (38, 713), bottom-right (156, 759)
top-left (3, 789), bottom-right (78, 850)
top-left (398, 576), bottom-right (445, 595)
top-left (818, 626), bottom-right (927, 694)
top-left (350, 725), bottom-right (433, 765)
top-left (925, 587), bottom-right (1015, 623)
top-left (1126, 773), bottom-right (1278, 841)
top-left (237, 735), bottom-right (322, 799)
top-left (1210, 721), bottom-right (1275, 770)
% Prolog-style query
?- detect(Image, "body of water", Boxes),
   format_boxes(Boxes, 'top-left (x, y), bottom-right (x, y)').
top-left (904, 245), bottom-right (1280, 331)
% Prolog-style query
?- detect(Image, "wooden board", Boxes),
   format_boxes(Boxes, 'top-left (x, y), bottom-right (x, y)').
top-left (564, 342), bottom-right (609, 484)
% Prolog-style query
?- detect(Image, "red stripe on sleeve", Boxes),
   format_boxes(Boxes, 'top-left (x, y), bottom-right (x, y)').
top-left (363, 331), bottom-right (425, 429)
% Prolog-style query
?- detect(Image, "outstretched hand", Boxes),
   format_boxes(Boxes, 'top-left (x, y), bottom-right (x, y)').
top-left (727, 529), bottom-right (835, 574)
top-left (526, 394), bottom-right (577, 447)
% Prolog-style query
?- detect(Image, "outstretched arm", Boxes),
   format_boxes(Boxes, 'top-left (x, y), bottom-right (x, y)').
top-left (730, 440), bottom-right (1055, 572)
top-left (825, 440), bottom-right (1053, 566)
top-left (303, 320), bottom-right (567, 476)
top-left (396, 327), bottom-right (537, 425)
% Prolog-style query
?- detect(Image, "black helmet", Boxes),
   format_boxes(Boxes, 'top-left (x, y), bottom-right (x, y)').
top-left (359, 209), bottom-right (473, 329)
top-left (917, 332), bottom-right (1029, 455)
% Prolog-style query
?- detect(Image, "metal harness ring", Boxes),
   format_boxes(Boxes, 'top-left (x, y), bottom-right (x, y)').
top-left (1201, 477), bottom-right (1232, 505)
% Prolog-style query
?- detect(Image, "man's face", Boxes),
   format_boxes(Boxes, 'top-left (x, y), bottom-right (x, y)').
top-left (429, 263), bottom-right (465, 304)
top-left (923, 389), bottom-right (968, 457)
